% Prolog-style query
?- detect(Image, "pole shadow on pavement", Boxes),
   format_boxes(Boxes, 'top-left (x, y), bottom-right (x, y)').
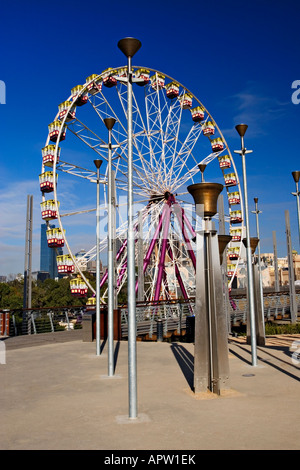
top-left (170, 343), bottom-right (194, 391)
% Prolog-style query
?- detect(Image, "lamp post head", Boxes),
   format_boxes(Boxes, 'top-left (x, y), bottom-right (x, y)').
top-left (187, 182), bottom-right (223, 218)
top-left (118, 37), bottom-right (141, 58)
top-left (235, 124), bottom-right (248, 137)
top-left (292, 171), bottom-right (300, 183)
top-left (198, 163), bottom-right (207, 182)
top-left (94, 159), bottom-right (102, 169)
top-left (254, 197), bottom-right (258, 204)
top-left (242, 237), bottom-right (259, 254)
top-left (218, 234), bottom-right (232, 265)
top-left (104, 117), bottom-right (116, 131)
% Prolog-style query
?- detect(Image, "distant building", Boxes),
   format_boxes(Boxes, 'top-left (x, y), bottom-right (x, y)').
top-left (40, 224), bottom-right (63, 279)
top-left (0, 276), bottom-right (7, 283)
top-left (235, 252), bottom-right (300, 288)
top-left (32, 271), bottom-right (50, 282)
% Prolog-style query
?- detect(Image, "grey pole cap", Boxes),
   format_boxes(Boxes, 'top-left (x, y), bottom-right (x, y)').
top-left (118, 38), bottom-right (141, 58)
top-left (235, 124), bottom-right (248, 137)
top-left (104, 118), bottom-right (116, 131)
top-left (94, 159), bottom-right (103, 169)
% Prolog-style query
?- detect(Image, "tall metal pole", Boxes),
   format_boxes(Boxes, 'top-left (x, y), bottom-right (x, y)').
top-left (28, 195), bottom-right (33, 310)
top-left (273, 231), bottom-right (280, 291)
top-left (94, 159), bottom-right (103, 356)
top-left (118, 37), bottom-right (141, 419)
top-left (234, 124), bottom-right (257, 366)
top-left (285, 210), bottom-right (297, 323)
top-left (137, 211), bottom-right (144, 302)
top-left (218, 195), bottom-right (229, 331)
top-left (251, 198), bottom-right (264, 321)
top-left (291, 171), bottom-right (300, 248)
top-left (104, 118), bottom-right (116, 376)
top-left (218, 194), bottom-right (225, 235)
top-left (23, 195), bottom-right (30, 310)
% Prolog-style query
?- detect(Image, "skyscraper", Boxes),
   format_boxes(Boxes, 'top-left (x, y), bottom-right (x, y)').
top-left (40, 224), bottom-right (63, 279)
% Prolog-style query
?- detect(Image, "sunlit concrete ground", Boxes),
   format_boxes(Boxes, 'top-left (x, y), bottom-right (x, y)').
top-left (1, 331), bottom-right (300, 450)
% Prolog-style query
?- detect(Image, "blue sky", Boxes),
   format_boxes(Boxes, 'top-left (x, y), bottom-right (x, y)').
top-left (0, 0), bottom-right (300, 276)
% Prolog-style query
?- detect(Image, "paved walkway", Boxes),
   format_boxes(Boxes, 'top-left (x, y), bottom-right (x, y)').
top-left (1, 331), bottom-right (300, 450)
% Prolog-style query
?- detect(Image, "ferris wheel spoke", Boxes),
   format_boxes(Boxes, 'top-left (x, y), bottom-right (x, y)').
top-left (144, 82), bottom-right (170, 185)
top-left (66, 119), bottom-right (107, 157)
top-left (89, 90), bottom-right (128, 138)
top-left (131, 87), bottom-right (167, 193)
top-left (164, 103), bottom-right (184, 184)
top-left (160, 96), bottom-right (183, 175)
top-left (56, 160), bottom-right (98, 181)
top-left (199, 149), bottom-right (224, 166)
top-left (167, 121), bottom-right (205, 189)
top-left (166, 240), bottom-right (190, 302)
top-left (66, 117), bottom-right (135, 189)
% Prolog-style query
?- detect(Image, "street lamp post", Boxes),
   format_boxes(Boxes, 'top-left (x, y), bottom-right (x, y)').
top-left (251, 198), bottom-right (264, 324)
top-left (94, 159), bottom-right (103, 356)
top-left (117, 37), bottom-right (141, 419)
top-left (188, 180), bottom-right (231, 395)
top-left (103, 118), bottom-right (116, 376)
top-left (234, 124), bottom-right (257, 367)
top-left (291, 171), bottom-right (300, 248)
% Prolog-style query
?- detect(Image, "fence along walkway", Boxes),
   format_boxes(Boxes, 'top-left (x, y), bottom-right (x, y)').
top-left (1, 293), bottom-right (300, 340)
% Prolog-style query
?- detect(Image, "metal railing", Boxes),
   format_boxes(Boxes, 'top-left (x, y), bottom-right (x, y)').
top-left (120, 299), bottom-right (194, 338)
top-left (1, 292), bottom-right (299, 340)
top-left (2, 306), bottom-right (85, 337)
top-left (230, 292), bottom-right (300, 325)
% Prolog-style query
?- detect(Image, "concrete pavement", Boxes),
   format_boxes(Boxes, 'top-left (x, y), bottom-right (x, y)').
top-left (1, 331), bottom-right (300, 450)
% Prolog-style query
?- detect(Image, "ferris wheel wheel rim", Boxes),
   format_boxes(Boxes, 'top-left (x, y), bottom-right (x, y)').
top-left (41, 64), bottom-right (244, 294)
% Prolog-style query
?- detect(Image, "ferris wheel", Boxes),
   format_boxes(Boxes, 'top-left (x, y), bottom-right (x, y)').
top-left (39, 65), bottom-right (244, 303)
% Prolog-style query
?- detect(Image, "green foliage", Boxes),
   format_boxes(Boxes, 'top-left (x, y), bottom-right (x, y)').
top-left (232, 322), bottom-right (300, 337)
top-left (0, 274), bottom-right (98, 310)
top-left (265, 322), bottom-right (300, 335)
top-left (0, 281), bottom-right (23, 309)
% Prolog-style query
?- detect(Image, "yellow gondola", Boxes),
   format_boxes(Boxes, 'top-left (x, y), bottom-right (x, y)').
top-left (102, 68), bottom-right (117, 88)
top-left (58, 100), bottom-right (76, 121)
top-left (224, 172), bottom-right (237, 186)
top-left (39, 171), bottom-right (57, 193)
top-left (46, 227), bottom-right (65, 247)
top-left (230, 228), bottom-right (242, 241)
top-left (57, 254), bottom-right (74, 273)
top-left (230, 210), bottom-right (243, 224)
top-left (179, 92), bottom-right (193, 109)
top-left (70, 276), bottom-right (88, 297)
top-left (40, 200), bottom-right (59, 220)
top-left (86, 74), bottom-right (102, 95)
top-left (211, 137), bottom-right (224, 152)
top-left (202, 120), bottom-right (215, 136)
top-left (190, 106), bottom-right (204, 122)
top-left (218, 154), bottom-right (231, 168)
top-left (135, 68), bottom-right (150, 86)
top-left (165, 81), bottom-right (179, 99)
top-left (42, 145), bottom-right (61, 167)
top-left (71, 85), bottom-right (88, 106)
top-left (48, 121), bottom-right (66, 143)
top-left (150, 73), bottom-right (165, 90)
top-left (228, 191), bottom-right (240, 205)
top-left (228, 247), bottom-right (240, 260)
top-left (227, 264), bottom-right (237, 277)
